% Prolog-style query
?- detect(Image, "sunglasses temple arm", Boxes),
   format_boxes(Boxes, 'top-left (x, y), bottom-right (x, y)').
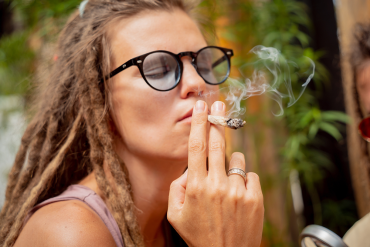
top-left (212, 56), bottom-right (228, 68)
top-left (101, 60), bottom-right (135, 83)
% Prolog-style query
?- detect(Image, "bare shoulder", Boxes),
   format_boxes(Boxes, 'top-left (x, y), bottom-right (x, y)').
top-left (14, 200), bottom-right (117, 247)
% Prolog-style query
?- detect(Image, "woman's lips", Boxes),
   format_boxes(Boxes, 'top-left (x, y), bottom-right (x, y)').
top-left (178, 107), bottom-right (211, 123)
top-left (180, 115), bottom-right (193, 123)
top-left (178, 109), bottom-right (193, 122)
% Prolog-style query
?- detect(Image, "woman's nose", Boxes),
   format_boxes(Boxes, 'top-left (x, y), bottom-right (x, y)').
top-left (179, 58), bottom-right (207, 98)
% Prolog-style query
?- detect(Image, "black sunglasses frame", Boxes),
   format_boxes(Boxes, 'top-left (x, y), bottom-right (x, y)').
top-left (104, 46), bottom-right (234, 92)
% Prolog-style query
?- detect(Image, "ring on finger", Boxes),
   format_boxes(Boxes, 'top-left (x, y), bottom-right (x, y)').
top-left (227, 168), bottom-right (246, 181)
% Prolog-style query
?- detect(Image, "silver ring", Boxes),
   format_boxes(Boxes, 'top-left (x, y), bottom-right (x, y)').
top-left (227, 168), bottom-right (246, 181)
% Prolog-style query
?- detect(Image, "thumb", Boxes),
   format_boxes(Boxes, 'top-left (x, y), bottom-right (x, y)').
top-left (168, 169), bottom-right (188, 213)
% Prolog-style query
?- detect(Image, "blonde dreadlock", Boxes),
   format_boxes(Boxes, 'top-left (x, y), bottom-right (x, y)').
top-left (0, 0), bottom-right (199, 246)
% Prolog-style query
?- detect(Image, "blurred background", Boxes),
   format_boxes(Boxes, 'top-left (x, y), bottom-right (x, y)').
top-left (0, 0), bottom-right (369, 246)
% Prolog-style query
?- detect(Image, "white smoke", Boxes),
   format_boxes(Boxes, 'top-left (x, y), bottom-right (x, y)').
top-left (202, 45), bottom-right (315, 118)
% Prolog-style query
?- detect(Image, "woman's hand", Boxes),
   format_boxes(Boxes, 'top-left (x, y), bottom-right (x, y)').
top-left (168, 100), bottom-right (264, 247)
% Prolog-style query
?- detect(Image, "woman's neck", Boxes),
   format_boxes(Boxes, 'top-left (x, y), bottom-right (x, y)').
top-left (79, 151), bottom-right (187, 247)
top-left (121, 153), bottom-right (187, 246)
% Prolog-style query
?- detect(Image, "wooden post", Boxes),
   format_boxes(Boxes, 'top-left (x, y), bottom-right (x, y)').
top-left (335, 0), bottom-right (370, 217)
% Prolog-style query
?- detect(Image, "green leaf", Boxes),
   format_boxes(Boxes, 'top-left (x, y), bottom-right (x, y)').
top-left (319, 122), bottom-right (343, 140)
top-left (298, 110), bottom-right (313, 128)
top-left (308, 123), bottom-right (319, 139)
top-left (321, 111), bottom-right (351, 124)
top-left (296, 31), bottom-right (310, 47)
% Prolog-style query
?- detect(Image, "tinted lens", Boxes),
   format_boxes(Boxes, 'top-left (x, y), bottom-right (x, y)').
top-left (359, 117), bottom-right (370, 142)
top-left (143, 52), bottom-right (180, 91)
top-left (197, 47), bottom-right (229, 84)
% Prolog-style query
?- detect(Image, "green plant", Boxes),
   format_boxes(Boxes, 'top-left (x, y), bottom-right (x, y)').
top-left (0, 0), bottom-right (81, 96)
top-left (200, 0), bottom-right (354, 244)
top-left (253, 0), bottom-right (350, 228)
top-left (0, 0), bottom-right (357, 244)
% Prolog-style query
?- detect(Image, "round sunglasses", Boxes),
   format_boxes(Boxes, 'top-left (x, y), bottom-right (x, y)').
top-left (104, 46), bottom-right (234, 91)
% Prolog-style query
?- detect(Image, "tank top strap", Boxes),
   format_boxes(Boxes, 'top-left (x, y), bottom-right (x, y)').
top-left (25, 184), bottom-right (124, 247)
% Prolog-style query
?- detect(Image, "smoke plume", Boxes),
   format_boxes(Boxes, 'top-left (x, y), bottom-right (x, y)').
top-left (202, 45), bottom-right (315, 118)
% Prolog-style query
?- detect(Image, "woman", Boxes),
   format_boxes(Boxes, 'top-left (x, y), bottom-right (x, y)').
top-left (0, 0), bottom-right (264, 246)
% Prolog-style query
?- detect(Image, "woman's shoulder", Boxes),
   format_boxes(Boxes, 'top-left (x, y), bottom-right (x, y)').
top-left (14, 200), bottom-right (117, 247)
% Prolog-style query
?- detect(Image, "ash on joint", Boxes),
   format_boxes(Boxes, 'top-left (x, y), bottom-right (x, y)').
top-left (226, 118), bottom-right (246, 129)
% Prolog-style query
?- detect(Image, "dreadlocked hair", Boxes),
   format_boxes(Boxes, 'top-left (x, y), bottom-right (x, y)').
top-left (0, 0), bottom-right (199, 246)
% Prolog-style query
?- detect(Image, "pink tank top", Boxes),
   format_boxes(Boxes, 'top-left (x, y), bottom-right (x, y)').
top-left (25, 184), bottom-right (124, 247)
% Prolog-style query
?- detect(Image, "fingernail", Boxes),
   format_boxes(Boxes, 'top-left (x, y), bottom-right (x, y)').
top-left (213, 101), bottom-right (225, 111)
top-left (195, 100), bottom-right (206, 112)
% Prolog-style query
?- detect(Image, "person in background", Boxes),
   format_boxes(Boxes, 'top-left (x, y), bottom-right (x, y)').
top-left (353, 23), bottom-right (370, 115)
top-left (343, 22), bottom-right (370, 247)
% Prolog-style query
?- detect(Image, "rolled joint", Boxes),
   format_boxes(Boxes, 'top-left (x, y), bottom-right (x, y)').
top-left (207, 115), bottom-right (246, 129)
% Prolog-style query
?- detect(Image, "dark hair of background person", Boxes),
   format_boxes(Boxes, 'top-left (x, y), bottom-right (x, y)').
top-left (351, 23), bottom-right (370, 77)
top-left (0, 1), bottom-right (199, 247)
top-left (351, 23), bottom-right (370, 119)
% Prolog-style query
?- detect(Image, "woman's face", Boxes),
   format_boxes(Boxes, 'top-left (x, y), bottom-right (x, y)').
top-left (108, 9), bottom-right (219, 162)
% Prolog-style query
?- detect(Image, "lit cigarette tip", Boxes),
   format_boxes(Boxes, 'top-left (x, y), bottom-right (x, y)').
top-left (207, 115), bottom-right (246, 130)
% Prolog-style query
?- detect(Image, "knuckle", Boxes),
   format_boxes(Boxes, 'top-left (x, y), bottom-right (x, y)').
top-left (209, 186), bottom-right (226, 201)
top-left (169, 181), bottom-right (178, 191)
top-left (186, 190), bottom-right (197, 199)
top-left (229, 152), bottom-right (245, 168)
top-left (231, 152), bottom-right (245, 160)
top-left (230, 158), bottom-right (245, 168)
top-left (189, 139), bottom-right (206, 153)
top-left (186, 182), bottom-right (203, 199)
top-left (193, 113), bottom-right (207, 125)
top-left (209, 141), bottom-right (225, 153)
top-left (245, 193), bottom-right (264, 216)
top-left (248, 172), bottom-right (260, 182)
top-left (244, 194), bottom-right (258, 205)
top-left (229, 187), bottom-right (244, 201)
top-left (244, 191), bottom-right (263, 206)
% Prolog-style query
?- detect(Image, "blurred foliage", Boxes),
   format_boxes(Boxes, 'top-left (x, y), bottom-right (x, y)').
top-left (0, 0), bottom-right (81, 96)
top-left (322, 199), bottom-right (358, 234)
top-left (0, 0), bottom-right (357, 245)
top-left (0, 31), bottom-right (34, 95)
top-left (256, 0), bottom-right (353, 233)
top-left (8, 0), bottom-right (81, 26)
top-left (200, 0), bottom-right (355, 244)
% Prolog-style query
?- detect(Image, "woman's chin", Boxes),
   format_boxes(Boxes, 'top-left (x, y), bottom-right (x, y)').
top-left (160, 150), bottom-right (188, 163)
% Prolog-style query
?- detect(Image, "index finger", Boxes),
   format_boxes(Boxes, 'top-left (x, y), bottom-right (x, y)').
top-left (188, 100), bottom-right (208, 183)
